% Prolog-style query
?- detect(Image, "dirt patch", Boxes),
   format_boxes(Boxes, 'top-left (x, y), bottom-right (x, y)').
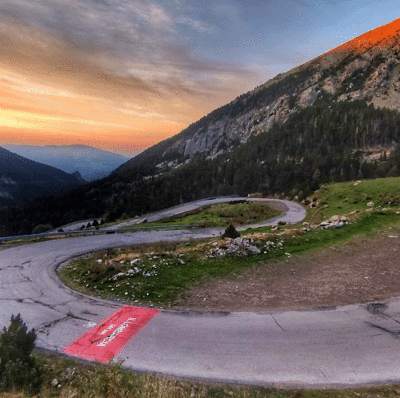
top-left (174, 230), bottom-right (400, 311)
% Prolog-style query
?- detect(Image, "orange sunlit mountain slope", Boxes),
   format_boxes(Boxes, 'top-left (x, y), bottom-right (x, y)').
top-left (325, 18), bottom-right (400, 55)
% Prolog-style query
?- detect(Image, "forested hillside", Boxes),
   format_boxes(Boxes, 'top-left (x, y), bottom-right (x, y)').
top-left (0, 147), bottom-right (83, 207)
top-left (2, 98), bottom-right (400, 236)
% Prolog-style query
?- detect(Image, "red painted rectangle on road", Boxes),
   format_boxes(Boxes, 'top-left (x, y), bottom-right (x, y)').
top-left (63, 306), bottom-right (159, 363)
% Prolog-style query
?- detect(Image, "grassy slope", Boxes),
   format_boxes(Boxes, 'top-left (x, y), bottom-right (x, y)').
top-left (59, 177), bottom-right (400, 307)
top-left (3, 350), bottom-right (400, 397)
top-left (306, 177), bottom-right (400, 223)
top-left (118, 201), bottom-right (281, 229)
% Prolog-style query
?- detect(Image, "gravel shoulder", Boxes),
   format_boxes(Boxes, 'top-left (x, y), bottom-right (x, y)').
top-left (174, 226), bottom-right (400, 312)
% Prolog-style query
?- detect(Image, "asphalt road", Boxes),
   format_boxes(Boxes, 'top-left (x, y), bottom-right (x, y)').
top-left (2, 199), bottom-right (400, 388)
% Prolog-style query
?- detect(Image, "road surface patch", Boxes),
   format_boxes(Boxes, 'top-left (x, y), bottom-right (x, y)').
top-left (63, 306), bottom-right (159, 363)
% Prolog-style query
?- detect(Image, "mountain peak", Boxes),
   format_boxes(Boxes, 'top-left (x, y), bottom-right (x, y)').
top-left (326, 18), bottom-right (400, 55)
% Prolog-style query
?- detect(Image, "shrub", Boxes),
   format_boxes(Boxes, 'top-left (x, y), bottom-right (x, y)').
top-left (0, 314), bottom-right (42, 392)
top-left (32, 224), bottom-right (53, 234)
top-left (222, 224), bottom-right (240, 239)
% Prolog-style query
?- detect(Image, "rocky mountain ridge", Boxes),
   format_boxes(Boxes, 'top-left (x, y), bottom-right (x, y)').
top-left (116, 19), bottom-right (400, 177)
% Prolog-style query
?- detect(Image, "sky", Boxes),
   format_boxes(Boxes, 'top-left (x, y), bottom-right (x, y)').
top-left (0, 0), bottom-right (399, 156)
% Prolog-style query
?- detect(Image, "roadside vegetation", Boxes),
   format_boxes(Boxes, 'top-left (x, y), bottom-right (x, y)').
top-left (5, 351), bottom-right (400, 398)
top-left (59, 176), bottom-right (400, 308)
top-left (133, 201), bottom-right (281, 228)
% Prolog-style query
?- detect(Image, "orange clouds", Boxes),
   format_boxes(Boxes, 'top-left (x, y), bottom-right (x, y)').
top-left (0, 2), bottom-right (261, 155)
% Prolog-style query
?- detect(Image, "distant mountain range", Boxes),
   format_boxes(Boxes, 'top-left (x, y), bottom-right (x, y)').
top-left (2, 145), bottom-right (129, 181)
top-left (0, 146), bottom-right (84, 206)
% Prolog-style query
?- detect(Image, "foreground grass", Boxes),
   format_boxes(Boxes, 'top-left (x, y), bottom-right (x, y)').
top-left (3, 351), bottom-right (400, 398)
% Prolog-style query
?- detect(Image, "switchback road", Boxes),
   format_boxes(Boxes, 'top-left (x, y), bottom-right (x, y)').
top-left (2, 198), bottom-right (400, 388)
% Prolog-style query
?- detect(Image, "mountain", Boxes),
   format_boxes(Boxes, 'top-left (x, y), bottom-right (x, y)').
top-left (2, 145), bottom-right (129, 181)
top-left (0, 147), bottom-right (84, 206)
top-left (115, 18), bottom-right (400, 179)
top-left (2, 18), bottom-right (400, 235)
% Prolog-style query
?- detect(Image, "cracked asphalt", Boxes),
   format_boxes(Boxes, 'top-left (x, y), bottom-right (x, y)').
top-left (2, 198), bottom-right (400, 387)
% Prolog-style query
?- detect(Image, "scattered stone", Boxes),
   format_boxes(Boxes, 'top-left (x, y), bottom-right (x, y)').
top-left (61, 367), bottom-right (75, 381)
top-left (206, 237), bottom-right (262, 258)
top-left (367, 201), bottom-right (374, 207)
top-left (312, 215), bottom-right (350, 230)
top-left (247, 245), bottom-right (261, 255)
top-left (112, 272), bottom-right (126, 280)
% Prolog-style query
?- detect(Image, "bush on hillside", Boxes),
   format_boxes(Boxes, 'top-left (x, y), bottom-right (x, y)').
top-left (0, 314), bottom-right (42, 392)
top-left (222, 224), bottom-right (240, 239)
top-left (32, 224), bottom-right (53, 234)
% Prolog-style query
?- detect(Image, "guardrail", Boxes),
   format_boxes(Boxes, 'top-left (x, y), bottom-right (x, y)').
top-left (0, 224), bottom-right (201, 243)
top-left (115, 224), bottom-right (200, 233)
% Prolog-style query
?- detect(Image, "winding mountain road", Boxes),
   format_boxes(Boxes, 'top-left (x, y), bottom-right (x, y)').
top-left (2, 198), bottom-right (400, 388)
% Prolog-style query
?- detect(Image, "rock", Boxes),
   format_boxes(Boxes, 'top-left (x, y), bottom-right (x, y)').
top-left (325, 221), bottom-right (345, 229)
top-left (206, 236), bottom-right (261, 257)
top-left (317, 217), bottom-right (349, 229)
top-left (367, 201), bottom-right (374, 207)
top-left (61, 367), bottom-right (75, 381)
top-left (247, 245), bottom-right (261, 255)
top-left (112, 272), bottom-right (126, 280)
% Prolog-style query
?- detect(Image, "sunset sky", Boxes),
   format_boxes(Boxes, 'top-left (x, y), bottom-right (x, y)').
top-left (0, 1), bottom-right (398, 156)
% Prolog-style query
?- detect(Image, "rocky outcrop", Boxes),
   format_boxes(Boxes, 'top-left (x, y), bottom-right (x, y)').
top-left (206, 237), bottom-right (261, 258)
top-left (302, 215), bottom-right (350, 231)
top-left (139, 48), bottom-right (400, 175)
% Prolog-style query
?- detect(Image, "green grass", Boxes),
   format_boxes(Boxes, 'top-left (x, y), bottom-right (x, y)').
top-left (306, 177), bottom-right (400, 223)
top-left (3, 350), bottom-right (400, 397)
top-left (119, 201), bottom-right (281, 230)
top-left (286, 210), bottom-right (400, 254)
top-left (60, 209), bottom-right (400, 306)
